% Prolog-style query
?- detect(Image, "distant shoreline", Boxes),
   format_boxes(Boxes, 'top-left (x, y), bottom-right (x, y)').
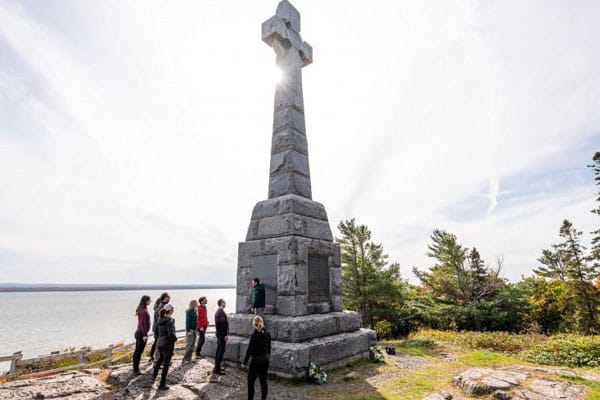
top-left (0, 284), bottom-right (235, 293)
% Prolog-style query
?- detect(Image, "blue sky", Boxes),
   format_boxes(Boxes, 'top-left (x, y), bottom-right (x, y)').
top-left (0, 0), bottom-right (599, 285)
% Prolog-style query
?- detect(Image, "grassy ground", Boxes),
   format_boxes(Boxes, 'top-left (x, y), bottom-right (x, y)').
top-left (282, 334), bottom-right (600, 400)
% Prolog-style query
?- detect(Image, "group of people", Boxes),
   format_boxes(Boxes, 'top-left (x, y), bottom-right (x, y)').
top-left (131, 277), bottom-right (270, 400)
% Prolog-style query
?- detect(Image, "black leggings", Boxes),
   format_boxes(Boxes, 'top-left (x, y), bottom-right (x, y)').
top-left (132, 331), bottom-right (146, 372)
top-left (247, 359), bottom-right (269, 400)
top-left (152, 346), bottom-right (174, 387)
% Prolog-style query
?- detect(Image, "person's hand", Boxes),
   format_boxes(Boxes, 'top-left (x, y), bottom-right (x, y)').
top-left (199, 327), bottom-right (204, 332)
top-left (224, 336), bottom-right (229, 343)
top-left (143, 336), bottom-right (148, 342)
top-left (186, 331), bottom-right (192, 337)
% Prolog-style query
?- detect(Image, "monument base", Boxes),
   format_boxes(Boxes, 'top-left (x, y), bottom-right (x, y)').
top-left (200, 328), bottom-right (376, 379)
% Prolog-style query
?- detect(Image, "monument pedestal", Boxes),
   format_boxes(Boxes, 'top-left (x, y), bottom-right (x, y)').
top-left (200, 312), bottom-right (376, 378)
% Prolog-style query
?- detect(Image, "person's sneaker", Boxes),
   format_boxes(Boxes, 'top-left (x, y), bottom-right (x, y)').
top-left (158, 384), bottom-right (169, 390)
top-left (133, 371), bottom-right (141, 376)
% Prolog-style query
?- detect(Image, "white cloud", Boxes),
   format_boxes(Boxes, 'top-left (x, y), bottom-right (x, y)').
top-left (0, 0), bottom-right (598, 284)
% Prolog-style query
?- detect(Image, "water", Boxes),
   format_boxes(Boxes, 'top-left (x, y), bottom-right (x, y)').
top-left (0, 288), bottom-right (236, 370)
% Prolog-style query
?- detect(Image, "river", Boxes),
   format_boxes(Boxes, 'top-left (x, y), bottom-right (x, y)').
top-left (0, 288), bottom-right (236, 370)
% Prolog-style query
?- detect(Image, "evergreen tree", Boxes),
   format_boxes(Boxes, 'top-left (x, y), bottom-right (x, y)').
top-left (590, 151), bottom-right (600, 269)
top-left (337, 218), bottom-right (404, 329)
top-left (413, 230), bottom-right (505, 331)
top-left (535, 220), bottom-right (599, 334)
top-left (534, 249), bottom-right (569, 280)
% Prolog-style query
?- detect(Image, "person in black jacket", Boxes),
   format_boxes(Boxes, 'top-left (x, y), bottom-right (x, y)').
top-left (251, 278), bottom-right (266, 315)
top-left (149, 292), bottom-right (170, 362)
top-left (243, 316), bottom-right (271, 400)
top-left (213, 298), bottom-right (228, 375)
top-left (152, 303), bottom-right (177, 390)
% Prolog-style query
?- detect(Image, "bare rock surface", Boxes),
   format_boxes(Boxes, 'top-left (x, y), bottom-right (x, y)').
top-left (107, 355), bottom-right (310, 400)
top-left (448, 367), bottom-right (589, 400)
top-left (0, 371), bottom-right (110, 400)
top-left (423, 391), bottom-right (455, 400)
top-left (392, 353), bottom-right (430, 369)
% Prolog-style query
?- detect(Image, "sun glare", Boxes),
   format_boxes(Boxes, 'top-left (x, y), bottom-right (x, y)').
top-left (275, 66), bottom-right (285, 84)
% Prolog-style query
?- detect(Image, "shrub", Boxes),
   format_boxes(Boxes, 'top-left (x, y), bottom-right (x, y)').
top-left (522, 335), bottom-right (600, 367)
top-left (411, 329), bottom-right (546, 353)
top-left (375, 320), bottom-right (393, 339)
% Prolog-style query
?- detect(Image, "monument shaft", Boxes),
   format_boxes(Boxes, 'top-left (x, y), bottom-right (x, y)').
top-left (263, 1), bottom-right (313, 199)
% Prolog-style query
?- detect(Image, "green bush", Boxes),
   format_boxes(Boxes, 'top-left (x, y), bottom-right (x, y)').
top-left (375, 320), bottom-right (393, 339)
top-left (412, 329), bottom-right (546, 353)
top-left (522, 335), bottom-right (600, 367)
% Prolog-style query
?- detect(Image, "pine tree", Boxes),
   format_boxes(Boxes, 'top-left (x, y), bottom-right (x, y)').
top-left (536, 220), bottom-right (599, 334)
top-left (589, 151), bottom-right (600, 269)
top-left (337, 219), bottom-right (404, 329)
top-left (413, 230), bottom-right (504, 330)
top-left (534, 249), bottom-right (569, 280)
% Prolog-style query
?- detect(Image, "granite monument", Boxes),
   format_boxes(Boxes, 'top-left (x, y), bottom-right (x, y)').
top-left (201, 0), bottom-right (375, 379)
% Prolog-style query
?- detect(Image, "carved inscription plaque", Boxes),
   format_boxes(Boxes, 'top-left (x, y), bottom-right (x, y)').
top-left (308, 254), bottom-right (329, 303)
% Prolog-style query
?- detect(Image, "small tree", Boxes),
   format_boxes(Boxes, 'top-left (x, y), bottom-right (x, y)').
top-left (337, 218), bottom-right (404, 330)
top-left (589, 151), bottom-right (600, 269)
top-left (413, 230), bottom-right (506, 331)
top-left (535, 220), bottom-right (599, 334)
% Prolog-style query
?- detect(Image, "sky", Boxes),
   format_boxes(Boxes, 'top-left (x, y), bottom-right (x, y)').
top-left (0, 0), bottom-right (599, 285)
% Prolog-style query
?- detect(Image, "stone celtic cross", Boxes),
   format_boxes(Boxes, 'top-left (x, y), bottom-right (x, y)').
top-left (262, 0), bottom-right (313, 199)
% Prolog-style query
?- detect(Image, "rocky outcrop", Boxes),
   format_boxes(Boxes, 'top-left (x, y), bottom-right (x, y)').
top-left (0, 371), bottom-right (110, 400)
top-left (452, 368), bottom-right (529, 395)
top-left (448, 367), bottom-right (590, 400)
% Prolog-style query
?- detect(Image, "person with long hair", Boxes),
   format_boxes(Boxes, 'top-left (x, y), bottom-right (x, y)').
top-left (152, 303), bottom-right (177, 390)
top-left (182, 299), bottom-right (198, 364)
top-left (243, 316), bottom-right (271, 400)
top-left (132, 295), bottom-right (151, 375)
top-left (148, 292), bottom-right (170, 362)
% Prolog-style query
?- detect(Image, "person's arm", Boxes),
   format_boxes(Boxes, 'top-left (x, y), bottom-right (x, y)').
top-left (243, 333), bottom-right (255, 365)
top-left (169, 319), bottom-right (178, 343)
top-left (142, 310), bottom-right (151, 338)
top-left (267, 332), bottom-right (271, 357)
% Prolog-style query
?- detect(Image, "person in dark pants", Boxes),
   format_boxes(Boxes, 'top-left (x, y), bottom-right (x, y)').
top-left (251, 278), bottom-right (265, 315)
top-left (132, 295), bottom-right (151, 375)
top-left (243, 316), bottom-right (271, 400)
top-left (152, 303), bottom-right (177, 390)
top-left (196, 296), bottom-right (209, 358)
top-left (213, 298), bottom-right (228, 375)
top-left (149, 292), bottom-right (170, 362)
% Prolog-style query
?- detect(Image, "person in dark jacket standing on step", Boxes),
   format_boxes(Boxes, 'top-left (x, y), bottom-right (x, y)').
top-left (149, 292), bottom-right (170, 362)
top-left (152, 303), bottom-right (177, 390)
top-left (182, 299), bottom-right (198, 364)
top-left (251, 278), bottom-right (265, 315)
top-left (132, 295), bottom-right (151, 375)
top-left (196, 296), bottom-right (209, 358)
top-left (213, 298), bottom-right (228, 375)
top-left (243, 316), bottom-right (271, 400)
